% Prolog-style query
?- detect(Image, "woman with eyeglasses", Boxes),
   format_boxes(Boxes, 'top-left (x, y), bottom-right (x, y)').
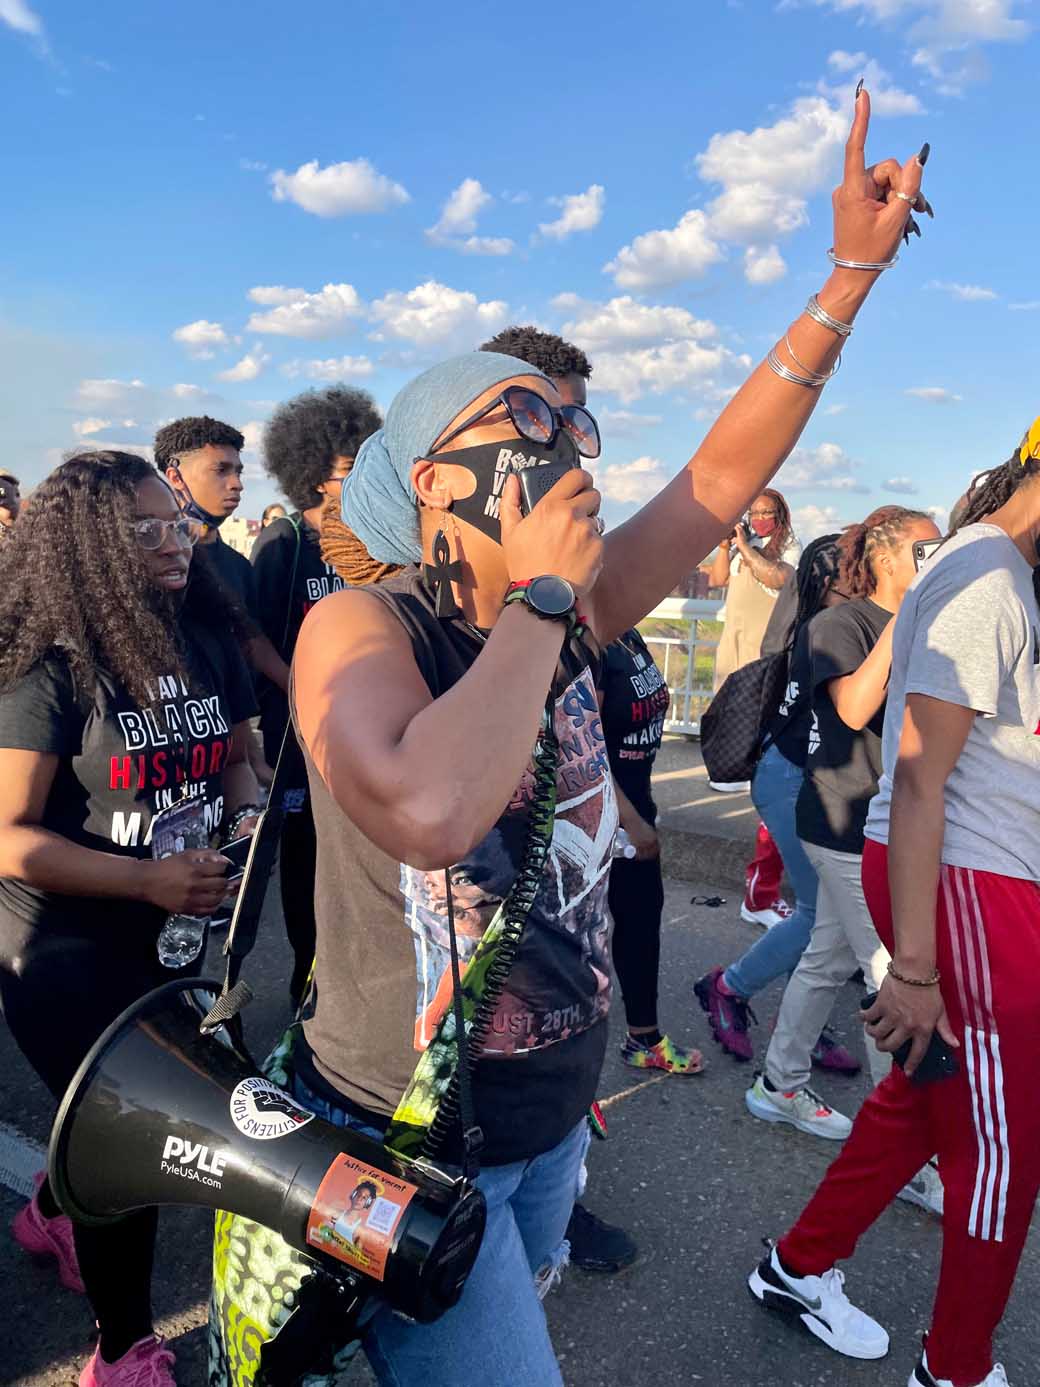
top-left (0, 452), bottom-right (259, 1387)
top-left (206, 89), bottom-right (929, 1385)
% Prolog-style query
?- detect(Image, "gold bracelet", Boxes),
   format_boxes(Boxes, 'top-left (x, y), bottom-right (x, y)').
top-left (887, 960), bottom-right (941, 987)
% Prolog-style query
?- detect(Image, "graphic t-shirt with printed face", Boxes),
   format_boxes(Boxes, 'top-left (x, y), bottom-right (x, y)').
top-left (0, 619), bottom-right (256, 939)
top-left (796, 598), bottom-right (892, 853)
top-left (251, 517), bottom-right (345, 760)
top-left (600, 630), bottom-right (670, 823)
top-left (866, 524), bottom-right (1040, 881)
top-left (302, 570), bottom-right (619, 1165)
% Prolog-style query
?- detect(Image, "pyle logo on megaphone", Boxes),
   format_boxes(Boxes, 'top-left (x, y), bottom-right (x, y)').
top-left (160, 1134), bottom-right (229, 1188)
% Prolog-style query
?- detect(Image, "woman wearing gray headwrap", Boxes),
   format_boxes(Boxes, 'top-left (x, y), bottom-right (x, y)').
top-left (275, 93), bottom-right (925, 1384)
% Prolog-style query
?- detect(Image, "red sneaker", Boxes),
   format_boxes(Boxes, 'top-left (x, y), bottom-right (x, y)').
top-left (11, 1171), bottom-right (85, 1293)
top-left (79, 1335), bottom-right (175, 1387)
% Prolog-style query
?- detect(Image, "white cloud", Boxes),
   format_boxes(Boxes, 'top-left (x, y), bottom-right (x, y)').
top-left (0, 0), bottom-right (42, 35)
top-left (217, 346), bottom-right (271, 383)
top-left (171, 383), bottom-right (223, 405)
top-left (73, 416), bottom-right (111, 438)
top-left (269, 158), bottom-right (409, 217)
top-left (239, 158), bottom-right (267, 172)
top-left (883, 475), bottom-right (919, 493)
top-left (172, 319), bottom-right (229, 358)
top-left (368, 281), bottom-right (508, 348)
top-left (816, 55), bottom-right (925, 115)
top-left (596, 455), bottom-right (669, 506)
top-left (906, 386), bottom-right (962, 402)
top-left (457, 236), bottom-right (514, 256)
top-left (604, 210), bottom-right (723, 290)
top-left (76, 378), bottom-right (149, 407)
top-left (594, 340), bottom-right (752, 405)
top-left (776, 441), bottom-right (870, 493)
top-left (245, 283), bottom-right (365, 338)
top-left (598, 408), bottom-right (664, 437)
top-left (827, 49), bottom-right (868, 71)
top-left (239, 421), bottom-right (264, 455)
top-left (559, 295), bottom-right (718, 353)
top-left (538, 185), bottom-right (605, 240)
top-left (927, 280), bottom-right (998, 302)
top-left (824, 402), bottom-right (848, 415)
top-left (429, 178), bottom-right (491, 237)
top-left (282, 355), bottom-right (375, 382)
top-left (792, 502), bottom-right (847, 541)
top-left (744, 244), bottom-right (787, 285)
top-left (926, 502), bottom-right (950, 531)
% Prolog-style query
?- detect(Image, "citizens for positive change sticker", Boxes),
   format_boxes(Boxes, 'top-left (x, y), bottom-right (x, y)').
top-left (229, 1077), bottom-right (315, 1140)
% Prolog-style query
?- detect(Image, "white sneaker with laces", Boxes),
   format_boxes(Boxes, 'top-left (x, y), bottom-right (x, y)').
top-left (741, 898), bottom-right (793, 930)
top-left (909, 1349), bottom-right (1010, 1385)
top-left (897, 1159), bottom-right (943, 1217)
top-left (708, 780), bottom-right (750, 794)
top-left (748, 1243), bottom-right (889, 1360)
top-left (745, 1074), bottom-right (852, 1139)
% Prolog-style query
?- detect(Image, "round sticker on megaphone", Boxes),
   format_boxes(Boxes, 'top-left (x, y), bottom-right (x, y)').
top-left (229, 1077), bottom-right (315, 1140)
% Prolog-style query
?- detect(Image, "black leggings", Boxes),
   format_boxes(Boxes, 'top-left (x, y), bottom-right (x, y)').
top-left (607, 853), bottom-right (664, 1030)
top-left (0, 917), bottom-right (171, 1361)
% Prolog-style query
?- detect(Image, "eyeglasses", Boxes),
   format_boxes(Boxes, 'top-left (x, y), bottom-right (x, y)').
top-left (131, 517), bottom-right (204, 550)
top-left (433, 386), bottom-right (601, 460)
top-left (749, 508), bottom-right (778, 519)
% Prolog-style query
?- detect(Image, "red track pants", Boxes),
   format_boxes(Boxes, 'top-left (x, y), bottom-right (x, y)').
top-left (745, 822), bottom-right (784, 907)
top-left (779, 839), bottom-right (1040, 1386)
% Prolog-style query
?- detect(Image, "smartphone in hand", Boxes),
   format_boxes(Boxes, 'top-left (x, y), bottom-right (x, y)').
top-left (861, 992), bottom-right (960, 1084)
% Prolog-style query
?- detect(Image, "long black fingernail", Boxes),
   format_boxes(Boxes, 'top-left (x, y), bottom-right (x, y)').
top-left (903, 228), bottom-right (910, 246)
top-left (924, 198), bottom-right (935, 219)
top-left (917, 141), bottom-right (930, 167)
top-left (855, 77), bottom-right (864, 99)
top-left (909, 215), bottom-right (922, 238)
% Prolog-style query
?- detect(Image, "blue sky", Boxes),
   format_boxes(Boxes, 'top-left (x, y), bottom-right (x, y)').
top-left (2, 0), bottom-right (1037, 536)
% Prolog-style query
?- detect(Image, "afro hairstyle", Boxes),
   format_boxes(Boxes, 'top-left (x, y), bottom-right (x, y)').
top-left (262, 386), bottom-right (383, 513)
top-left (153, 416), bottom-right (245, 470)
top-left (479, 326), bottom-right (592, 381)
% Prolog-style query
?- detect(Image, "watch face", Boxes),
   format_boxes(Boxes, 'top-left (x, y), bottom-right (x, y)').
top-left (527, 574), bottom-right (576, 617)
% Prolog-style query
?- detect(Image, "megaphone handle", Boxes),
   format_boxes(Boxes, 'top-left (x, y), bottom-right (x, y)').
top-left (259, 1267), bottom-right (365, 1386)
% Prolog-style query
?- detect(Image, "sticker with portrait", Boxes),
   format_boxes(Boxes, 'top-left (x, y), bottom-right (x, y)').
top-left (305, 1153), bottom-right (418, 1282)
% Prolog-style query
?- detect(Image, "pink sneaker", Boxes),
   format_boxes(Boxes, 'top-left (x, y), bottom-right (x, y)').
top-left (694, 966), bottom-right (756, 1062)
top-left (11, 1171), bottom-right (85, 1293)
top-left (79, 1335), bottom-right (175, 1387)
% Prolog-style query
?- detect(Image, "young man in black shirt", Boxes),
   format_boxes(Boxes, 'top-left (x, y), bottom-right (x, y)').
top-left (251, 386), bottom-right (383, 1004)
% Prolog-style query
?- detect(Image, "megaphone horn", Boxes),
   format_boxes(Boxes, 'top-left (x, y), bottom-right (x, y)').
top-left (48, 979), bottom-right (486, 1331)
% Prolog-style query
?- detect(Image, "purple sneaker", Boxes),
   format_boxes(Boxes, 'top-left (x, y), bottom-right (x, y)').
top-left (693, 967), bottom-right (756, 1062)
top-left (811, 1025), bottom-right (862, 1075)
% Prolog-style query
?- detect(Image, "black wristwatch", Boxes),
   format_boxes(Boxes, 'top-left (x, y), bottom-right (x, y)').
top-left (503, 576), bottom-right (583, 635)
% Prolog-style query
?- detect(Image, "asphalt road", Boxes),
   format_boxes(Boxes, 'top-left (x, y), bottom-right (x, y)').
top-left (2, 880), bottom-right (1037, 1386)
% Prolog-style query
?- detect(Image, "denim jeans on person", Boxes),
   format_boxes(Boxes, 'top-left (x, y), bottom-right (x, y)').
top-left (723, 742), bottom-right (819, 998)
top-left (292, 1073), bottom-right (587, 1386)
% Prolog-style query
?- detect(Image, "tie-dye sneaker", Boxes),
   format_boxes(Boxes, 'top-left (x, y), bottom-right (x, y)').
top-left (621, 1033), bottom-right (704, 1074)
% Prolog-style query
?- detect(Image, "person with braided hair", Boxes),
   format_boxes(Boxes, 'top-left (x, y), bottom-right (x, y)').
top-left (750, 418), bottom-right (1040, 1387)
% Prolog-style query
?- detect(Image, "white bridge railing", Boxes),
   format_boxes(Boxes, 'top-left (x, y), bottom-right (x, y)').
top-left (637, 597), bottom-right (723, 737)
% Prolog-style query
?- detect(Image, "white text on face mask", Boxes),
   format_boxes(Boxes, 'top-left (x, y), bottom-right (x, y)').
top-left (483, 448), bottom-right (551, 521)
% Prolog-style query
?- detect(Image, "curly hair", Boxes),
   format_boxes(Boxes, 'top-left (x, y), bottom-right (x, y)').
top-left (262, 387), bottom-right (382, 513)
top-left (837, 504), bottom-right (931, 598)
top-left (479, 326), bottom-right (592, 381)
top-left (0, 451), bottom-right (250, 708)
top-left (154, 416), bottom-right (245, 470)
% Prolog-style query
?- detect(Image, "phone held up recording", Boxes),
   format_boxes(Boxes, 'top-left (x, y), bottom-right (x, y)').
top-left (860, 991), bottom-right (960, 1085)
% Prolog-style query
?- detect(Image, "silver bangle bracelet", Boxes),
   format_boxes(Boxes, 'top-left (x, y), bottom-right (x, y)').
top-left (766, 347), bottom-right (826, 390)
top-left (784, 334), bottom-right (841, 384)
top-left (828, 247), bottom-right (899, 272)
top-left (806, 294), bottom-right (853, 338)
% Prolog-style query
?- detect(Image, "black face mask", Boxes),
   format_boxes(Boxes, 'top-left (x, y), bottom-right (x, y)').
top-left (439, 434), bottom-right (579, 544)
top-left (172, 469), bottom-right (226, 532)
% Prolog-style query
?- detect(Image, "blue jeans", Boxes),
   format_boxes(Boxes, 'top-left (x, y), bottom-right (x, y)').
top-left (723, 742), bottom-right (819, 998)
top-left (292, 1075), bottom-right (587, 1386)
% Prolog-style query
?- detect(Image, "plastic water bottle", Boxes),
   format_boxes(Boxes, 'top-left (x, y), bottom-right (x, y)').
top-left (157, 914), bottom-right (208, 968)
top-left (613, 828), bottom-right (637, 860)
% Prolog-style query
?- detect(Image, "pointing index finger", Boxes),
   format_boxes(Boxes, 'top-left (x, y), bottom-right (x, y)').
top-left (843, 86), bottom-right (870, 183)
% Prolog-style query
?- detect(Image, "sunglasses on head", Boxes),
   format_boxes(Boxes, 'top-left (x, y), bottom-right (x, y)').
top-left (131, 516), bottom-right (204, 551)
top-left (432, 385), bottom-right (601, 460)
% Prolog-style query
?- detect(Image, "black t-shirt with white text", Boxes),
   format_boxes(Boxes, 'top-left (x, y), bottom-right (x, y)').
top-left (600, 630), bottom-right (669, 823)
top-left (250, 517), bottom-right (345, 760)
top-left (0, 620), bottom-right (256, 939)
top-left (796, 598), bottom-right (891, 853)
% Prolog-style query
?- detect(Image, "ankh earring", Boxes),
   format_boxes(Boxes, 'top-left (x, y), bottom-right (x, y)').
top-left (424, 509), bottom-right (462, 619)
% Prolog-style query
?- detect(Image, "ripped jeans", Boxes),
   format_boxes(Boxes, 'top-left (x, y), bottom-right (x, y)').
top-left (292, 1074), bottom-right (587, 1387)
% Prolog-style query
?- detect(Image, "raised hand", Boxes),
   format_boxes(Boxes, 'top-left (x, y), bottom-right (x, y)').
top-left (832, 86), bottom-right (929, 267)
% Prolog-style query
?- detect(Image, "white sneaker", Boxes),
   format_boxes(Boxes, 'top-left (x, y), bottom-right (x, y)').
top-left (910, 1349), bottom-right (1010, 1385)
top-left (746, 1074), bottom-right (853, 1140)
top-left (708, 780), bottom-right (750, 794)
top-left (898, 1159), bottom-right (943, 1217)
top-left (741, 898), bottom-right (793, 930)
top-left (748, 1243), bottom-right (889, 1360)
